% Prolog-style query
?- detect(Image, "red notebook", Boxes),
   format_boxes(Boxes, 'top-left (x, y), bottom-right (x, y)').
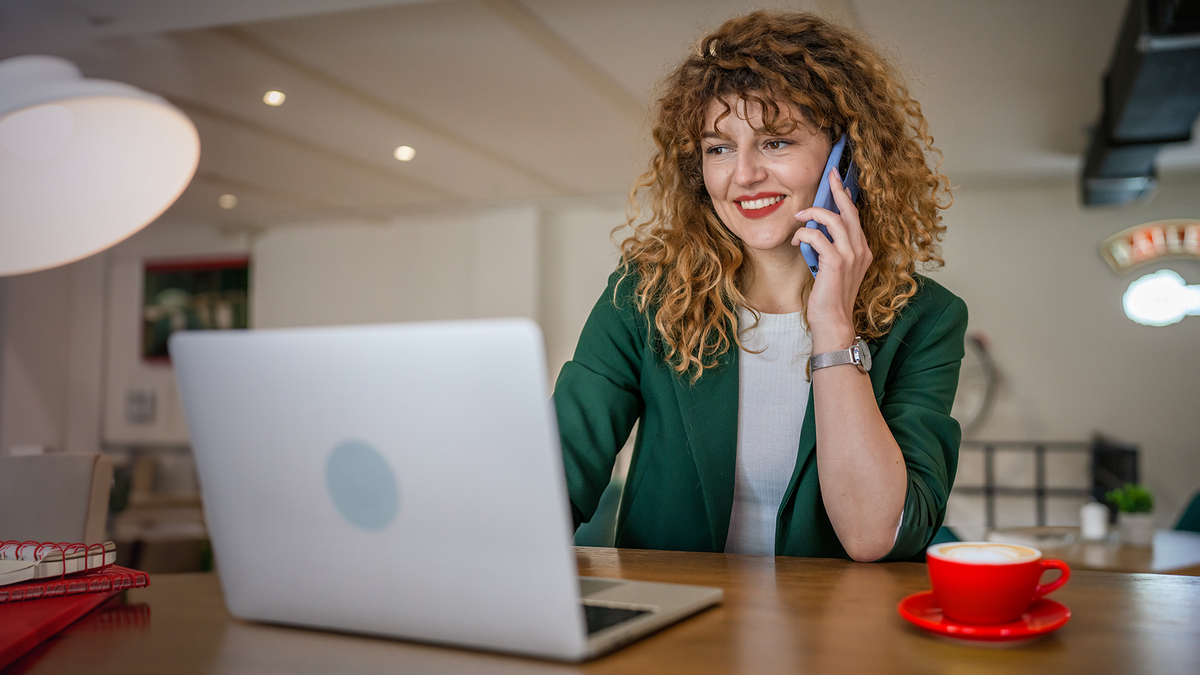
top-left (0, 566), bottom-right (150, 670)
top-left (0, 592), bottom-right (117, 670)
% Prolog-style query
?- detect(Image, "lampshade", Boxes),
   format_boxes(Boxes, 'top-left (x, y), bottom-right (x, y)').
top-left (0, 55), bottom-right (199, 277)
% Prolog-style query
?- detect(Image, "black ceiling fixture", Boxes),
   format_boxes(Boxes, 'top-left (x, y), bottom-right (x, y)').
top-left (1082, 0), bottom-right (1200, 206)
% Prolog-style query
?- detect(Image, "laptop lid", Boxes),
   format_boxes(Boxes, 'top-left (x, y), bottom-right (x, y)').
top-left (171, 319), bottom-right (590, 660)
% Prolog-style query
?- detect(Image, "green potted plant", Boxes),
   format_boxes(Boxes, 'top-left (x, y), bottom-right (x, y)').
top-left (1106, 483), bottom-right (1155, 547)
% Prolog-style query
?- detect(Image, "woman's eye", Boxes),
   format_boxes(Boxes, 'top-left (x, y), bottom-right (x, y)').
top-left (765, 139), bottom-right (790, 150)
top-left (705, 146), bottom-right (731, 155)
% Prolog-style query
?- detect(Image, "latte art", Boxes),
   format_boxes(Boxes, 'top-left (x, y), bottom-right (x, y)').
top-left (928, 542), bottom-right (1040, 564)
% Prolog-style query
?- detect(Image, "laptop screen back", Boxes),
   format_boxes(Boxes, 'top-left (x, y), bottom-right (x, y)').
top-left (171, 319), bottom-right (588, 659)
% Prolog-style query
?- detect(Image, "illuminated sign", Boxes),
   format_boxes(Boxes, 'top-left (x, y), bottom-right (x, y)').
top-left (1100, 219), bottom-right (1200, 274)
top-left (1123, 270), bottom-right (1200, 326)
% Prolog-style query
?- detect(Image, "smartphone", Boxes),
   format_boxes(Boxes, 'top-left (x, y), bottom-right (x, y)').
top-left (800, 133), bottom-right (859, 276)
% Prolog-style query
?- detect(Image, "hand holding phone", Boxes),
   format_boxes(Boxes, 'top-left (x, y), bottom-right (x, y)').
top-left (799, 133), bottom-right (859, 277)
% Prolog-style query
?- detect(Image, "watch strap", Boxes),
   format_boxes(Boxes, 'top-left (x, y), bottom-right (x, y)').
top-left (809, 338), bottom-right (869, 373)
top-left (809, 347), bottom-right (856, 371)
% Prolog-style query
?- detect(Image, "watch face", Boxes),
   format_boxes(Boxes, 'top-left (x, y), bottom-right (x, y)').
top-left (855, 338), bottom-right (871, 372)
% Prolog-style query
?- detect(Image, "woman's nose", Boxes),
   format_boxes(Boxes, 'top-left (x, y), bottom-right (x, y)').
top-left (733, 149), bottom-right (766, 185)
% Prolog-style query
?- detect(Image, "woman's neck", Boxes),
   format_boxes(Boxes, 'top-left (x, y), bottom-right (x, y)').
top-left (742, 250), bottom-right (812, 314)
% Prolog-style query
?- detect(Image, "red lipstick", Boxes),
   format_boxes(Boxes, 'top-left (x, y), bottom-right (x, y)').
top-left (734, 193), bottom-right (786, 219)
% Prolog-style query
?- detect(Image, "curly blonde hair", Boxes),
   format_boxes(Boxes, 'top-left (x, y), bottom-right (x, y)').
top-left (619, 10), bottom-right (951, 380)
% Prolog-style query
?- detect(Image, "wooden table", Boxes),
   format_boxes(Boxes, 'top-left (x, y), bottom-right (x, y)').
top-left (986, 527), bottom-right (1200, 575)
top-left (10, 548), bottom-right (1200, 674)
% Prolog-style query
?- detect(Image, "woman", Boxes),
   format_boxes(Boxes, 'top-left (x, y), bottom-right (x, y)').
top-left (553, 11), bottom-right (966, 562)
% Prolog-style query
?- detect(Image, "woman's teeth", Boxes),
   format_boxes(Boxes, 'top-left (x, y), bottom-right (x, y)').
top-left (738, 196), bottom-right (783, 210)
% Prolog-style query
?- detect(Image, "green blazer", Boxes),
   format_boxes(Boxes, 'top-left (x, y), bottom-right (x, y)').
top-left (552, 270), bottom-right (967, 561)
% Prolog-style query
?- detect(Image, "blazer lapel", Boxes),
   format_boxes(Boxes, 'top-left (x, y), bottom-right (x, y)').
top-left (780, 386), bottom-right (817, 520)
top-left (671, 347), bottom-right (740, 551)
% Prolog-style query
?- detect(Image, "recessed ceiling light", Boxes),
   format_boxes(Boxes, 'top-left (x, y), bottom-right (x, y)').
top-left (218, 194), bottom-right (238, 209)
top-left (263, 91), bottom-right (286, 106)
top-left (393, 145), bottom-right (416, 162)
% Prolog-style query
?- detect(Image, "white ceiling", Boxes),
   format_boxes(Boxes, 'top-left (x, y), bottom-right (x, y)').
top-left (2, 0), bottom-right (1198, 227)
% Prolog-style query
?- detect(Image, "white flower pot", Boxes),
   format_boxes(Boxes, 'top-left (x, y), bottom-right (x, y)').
top-left (1118, 512), bottom-right (1155, 547)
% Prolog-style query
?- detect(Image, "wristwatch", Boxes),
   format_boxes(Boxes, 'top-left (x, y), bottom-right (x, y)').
top-left (809, 337), bottom-right (872, 373)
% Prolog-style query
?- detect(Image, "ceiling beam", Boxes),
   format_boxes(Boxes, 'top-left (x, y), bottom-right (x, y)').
top-left (212, 25), bottom-right (578, 195)
top-left (479, 0), bottom-right (646, 119)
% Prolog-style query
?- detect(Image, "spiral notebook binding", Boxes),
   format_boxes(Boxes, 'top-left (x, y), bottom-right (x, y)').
top-left (0, 565), bottom-right (149, 604)
top-left (0, 540), bottom-right (117, 580)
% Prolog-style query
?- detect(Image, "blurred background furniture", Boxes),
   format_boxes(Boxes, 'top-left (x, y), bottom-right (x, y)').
top-left (1090, 434), bottom-right (1140, 520)
top-left (985, 525), bottom-right (1200, 575)
top-left (0, 453), bottom-right (113, 543)
top-left (955, 439), bottom-right (1087, 530)
top-left (107, 444), bottom-right (210, 573)
top-left (949, 435), bottom-right (1141, 537)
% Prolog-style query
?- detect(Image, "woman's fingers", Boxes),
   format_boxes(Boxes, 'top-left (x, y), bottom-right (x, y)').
top-left (795, 171), bottom-right (868, 261)
top-left (791, 212), bottom-right (826, 247)
top-left (793, 219), bottom-right (862, 331)
top-left (827, 169), bottom-right (865, 248)
top-left (792, 207), bottom-right (855, 261)
top-left (791, 225), bottom-right (841, 269)
top-left (796, 210), bottom-right (853, 260)
top-left (793, 170), bottom-right (872, 341)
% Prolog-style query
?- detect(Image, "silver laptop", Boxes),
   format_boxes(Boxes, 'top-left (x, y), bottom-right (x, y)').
top-left (170, 318), bottom-right (721, 661)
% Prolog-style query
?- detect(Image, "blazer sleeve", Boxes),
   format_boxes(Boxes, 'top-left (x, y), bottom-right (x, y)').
top-left (879, 290), bottom-right (969, 561)
top-left (552, 270), bottom-right (646, 528)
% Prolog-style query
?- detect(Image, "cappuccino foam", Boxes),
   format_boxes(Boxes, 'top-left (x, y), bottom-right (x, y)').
top-left (930, 543), bottom-right (1039, 563)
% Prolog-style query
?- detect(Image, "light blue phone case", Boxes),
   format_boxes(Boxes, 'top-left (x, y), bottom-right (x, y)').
top-left (800, 133), bottom-right (859, 276)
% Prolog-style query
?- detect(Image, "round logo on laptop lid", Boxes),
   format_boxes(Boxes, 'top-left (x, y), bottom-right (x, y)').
top-left (325, 440), bottom-right (399, 530)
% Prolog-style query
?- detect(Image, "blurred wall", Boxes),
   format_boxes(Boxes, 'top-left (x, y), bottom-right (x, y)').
top-left (537, 204), bottom-right (626, 379)
top-left (251, 207), bottom-right (540, 329)
top-left (937, 174), bottom-right (1200, 533)
top-left (0, 266), bottom-right (72, 455)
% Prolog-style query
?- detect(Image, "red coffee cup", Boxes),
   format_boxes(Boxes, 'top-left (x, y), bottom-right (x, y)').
top-left (925, 542), bottom-right (1070, 624)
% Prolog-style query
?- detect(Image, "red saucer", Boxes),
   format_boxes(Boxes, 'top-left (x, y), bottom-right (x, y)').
top-left (898, 591), bottom-right (1070, 643)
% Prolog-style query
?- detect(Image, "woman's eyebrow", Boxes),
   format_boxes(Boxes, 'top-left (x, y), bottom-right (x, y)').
top-left (700, 131), bottom-right (727, 140)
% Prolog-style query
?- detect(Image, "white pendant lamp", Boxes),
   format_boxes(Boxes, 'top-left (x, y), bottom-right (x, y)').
top-left (0, 55), bottom-right (199, 276)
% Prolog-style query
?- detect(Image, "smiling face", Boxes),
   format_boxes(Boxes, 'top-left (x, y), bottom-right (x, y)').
top-left (701, 97), bottom-right (832, 263)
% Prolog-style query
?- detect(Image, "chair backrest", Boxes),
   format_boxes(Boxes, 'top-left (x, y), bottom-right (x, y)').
top-left (0, 453), bottom-right (113, 544)
top-left (907, 525), bottom-right (959, 563)
top-left (1176, 491), bottom-right (1200, 533)
top-left (574, 479), bottom-right (623, 547)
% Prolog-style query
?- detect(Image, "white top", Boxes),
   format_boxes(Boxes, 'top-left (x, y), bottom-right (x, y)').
top-left (724, 307), bottom-right (904, 557)
top-left (725, 307), bottom-right (811, 555)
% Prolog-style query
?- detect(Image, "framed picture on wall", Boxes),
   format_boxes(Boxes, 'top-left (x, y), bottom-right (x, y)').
top-left (143, 256), bottom-right (250, 363)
